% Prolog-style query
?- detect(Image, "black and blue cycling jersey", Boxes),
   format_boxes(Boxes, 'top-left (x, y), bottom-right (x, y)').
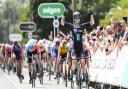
top-left (65, 22), bottom-right (89, 42)
top-left (64, 22), bottom-right (90, 53)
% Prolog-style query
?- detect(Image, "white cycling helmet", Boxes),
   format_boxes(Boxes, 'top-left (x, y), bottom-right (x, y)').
top-left (38, 40), bottom-right (44, 47)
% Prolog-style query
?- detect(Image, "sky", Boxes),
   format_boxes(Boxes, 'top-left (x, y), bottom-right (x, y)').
top-left (1, 0), bottom-right (5, 1)
top-left (0, 0), bottom-right (5, 8)
top-left (0, 0), bottom-right (5, 4)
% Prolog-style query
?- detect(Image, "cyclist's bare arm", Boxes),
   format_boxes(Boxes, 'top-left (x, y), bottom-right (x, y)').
top-left (59, 31), bottom-right (69, 40)
top-left (61, 16), bottom-right (65, 26)
top-left (61, 16), bottom-right (73, 26)
top-left (106, 39), bottom-right (118, 55)
top-left (21, 48), bottom-right (25, 60)
top-left (11, 50), bottom-right (14, 60)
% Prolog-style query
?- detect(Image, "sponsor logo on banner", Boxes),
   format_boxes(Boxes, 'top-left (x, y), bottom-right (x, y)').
top-left (89, 46), bottom-right (128, 88)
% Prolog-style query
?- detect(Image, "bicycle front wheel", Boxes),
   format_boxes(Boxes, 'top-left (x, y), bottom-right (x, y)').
top-left (77, 68), bottom-right (82, 89)
top-left (32, 77), bottom-right (36, 88)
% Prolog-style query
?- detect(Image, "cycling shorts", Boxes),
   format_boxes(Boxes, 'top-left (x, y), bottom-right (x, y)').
top-left (71, 42), bottom-right (85, 60)
top-left (84, 49), bottom-right (91, 59)
top-left (15, 56), bottom-right (22, 60)
top-left (71, 48), bottom-right (85, 60)
top-left (5, 52), bottom-right (11, 57)
top-left (27, 50), bottom-right (38, 63)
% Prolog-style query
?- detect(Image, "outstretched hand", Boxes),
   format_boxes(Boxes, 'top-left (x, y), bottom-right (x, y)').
top-left (89, 9), bottom-right (93, 15)
top-left (61, 15), bottom-right (65, 26)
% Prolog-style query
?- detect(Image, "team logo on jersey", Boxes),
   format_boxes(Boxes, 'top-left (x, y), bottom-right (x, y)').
top-left (74, 29), bottom-right (77, 33)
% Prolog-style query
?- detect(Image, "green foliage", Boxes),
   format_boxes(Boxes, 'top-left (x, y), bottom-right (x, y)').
top-left (19, 5), bottom-right (30, 22)
top-left (0, 0), bottom-right (30, 43)
top-left (59, 0), bottom-right (71, 4)
top-left (1, 0), bottom-right (126, 42)
top-left (100, 0), bottom-right (128, 26)
top-left (78, 0), bottom-right (118, 24)
top-left (31, 0), bottom-right (120, 39)
top-left (31, 0), bottom-right (72, 39)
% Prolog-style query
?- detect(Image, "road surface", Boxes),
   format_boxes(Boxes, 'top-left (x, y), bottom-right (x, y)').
top-left (0, 67), bottom-right (94, 89)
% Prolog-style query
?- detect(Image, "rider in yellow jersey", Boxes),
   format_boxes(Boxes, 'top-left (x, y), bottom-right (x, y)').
top-left (58, 40), bottom-right (68, 78)
top-left (58, 40), bottom-right (68, 62)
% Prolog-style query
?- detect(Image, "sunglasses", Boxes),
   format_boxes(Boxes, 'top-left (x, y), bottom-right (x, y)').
top-left (74, 18), bottom-right (80, 20)
top-left (30, 46), bottom-right (34, 49)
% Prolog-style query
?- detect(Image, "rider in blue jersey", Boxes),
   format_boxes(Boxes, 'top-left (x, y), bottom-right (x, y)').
top-left (25, 39), bottom-right (38, 84)
top-left (12, 41), bottom-right (24, 79)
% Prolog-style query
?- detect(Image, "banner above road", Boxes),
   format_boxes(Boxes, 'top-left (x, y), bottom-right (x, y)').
top-left (38, 3), bottom-right (65, 18)
top-left (9, 33), bottom-right (22, 42)
top-left (19, 22), bottom-right (36, 32)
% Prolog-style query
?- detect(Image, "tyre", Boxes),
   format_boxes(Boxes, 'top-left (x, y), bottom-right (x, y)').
top-left (39, 63), bottom-right (44, 85)
top-left (65, 65), bottom-right (67, 87)
top-left (95, 83), bottom-right (101, 89)
top-left (71, 71), bottom-right (74, 89)
top-left (71, 79), bottom-right (74, 89)
top-left (31, 65), bottom-right (36, 87)
top-left (7, 61), bottom-right (12, 75)
top-left (39, 77), bottom-right (43, 85)
top-left (57, 72), bottom-right (60, 84)
top-left (48, 62), bottom-right (51, 81)
top-left (85, 73), bottom-right (90, 89)
top-left (77, 69), bottom-right (82, 89)
top-left (19, 76), bottom-right (22, 83)
top-left (65, 74), bottom-right (68, 87)
top-left (32, 77), bottom-right (36, 88)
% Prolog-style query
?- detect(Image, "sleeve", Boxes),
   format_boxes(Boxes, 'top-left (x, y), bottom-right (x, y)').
top-left (64, 22), bottom-right (73, 28)
top-left (25, 46), bottom-right (29, 52)
top-left (51, 46), bottom-right (54, 54)
top-left (80, 22), bottom-right (91, 30)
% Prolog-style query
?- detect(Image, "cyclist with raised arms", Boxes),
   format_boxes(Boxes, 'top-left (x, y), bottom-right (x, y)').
top-left (61, 11), bottom-right (91, 82)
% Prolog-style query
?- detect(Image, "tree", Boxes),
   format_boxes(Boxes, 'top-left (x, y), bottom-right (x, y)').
top-left (31, 0), bottom-right (72, 39)
top-left (0, 0), bottom-right (29, 43)
top-left (31, 0), bottom-right (120, 38)
top-left (100, 0), bottom-right (128, 26)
